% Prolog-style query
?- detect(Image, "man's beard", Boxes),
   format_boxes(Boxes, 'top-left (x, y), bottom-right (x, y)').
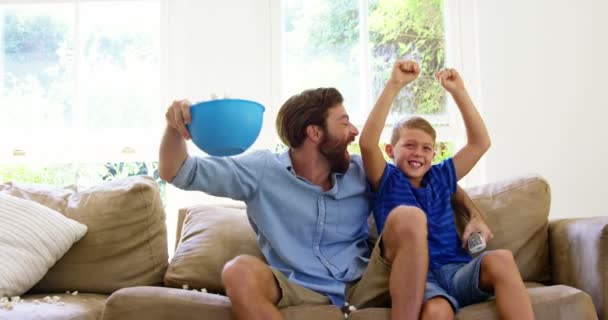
top-left (319, 133), bottom-right (351, 174)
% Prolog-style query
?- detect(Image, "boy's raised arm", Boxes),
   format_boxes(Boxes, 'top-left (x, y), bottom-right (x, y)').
top-left (436, 69), bottom-right (491, 181)
top-left (360, 60), bottom-right (420, 191)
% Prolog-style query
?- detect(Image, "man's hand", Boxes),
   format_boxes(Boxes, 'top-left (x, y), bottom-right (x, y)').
top-left (390, 60), bottom-right (420, 88)
top-left (461, 215), bottom-right (494, 249)
top-left (165, 99), bottom-right (192, 140)
top-left (435, 68), bottom-right (465, 94)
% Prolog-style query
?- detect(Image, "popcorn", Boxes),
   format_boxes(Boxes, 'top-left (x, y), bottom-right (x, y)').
top-left (71, 291), bottom-right (79, 296)
top-left (0, 297), bottom-right (8, 303)
top-left (10, 296), bottom-right (20, 303)
top-left (201, 288), bottom-right (208, 294)
top-left (33, 300), bottom-right (40, 304)
top-left (340, 301), bottom-right (356, 318)
top-left (2, 302), bottom-right (13, 310)
top-left (182, 284), bottom-right (189, 290)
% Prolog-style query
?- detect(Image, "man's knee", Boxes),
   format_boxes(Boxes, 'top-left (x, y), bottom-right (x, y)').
top-left (222, 255), bottom-right (282, 305)
top-left (421, 298), bottom-right (454, 320)
top-left (383, 205), bottom-right (427, 242)
top-left (222, 255), bottom-right (271, 294)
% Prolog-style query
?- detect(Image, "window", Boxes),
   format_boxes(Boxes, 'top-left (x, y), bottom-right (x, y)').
top-left (282, 0), bottom-right (454, 163)
top-left (0, 1), bottom-right (163, 188)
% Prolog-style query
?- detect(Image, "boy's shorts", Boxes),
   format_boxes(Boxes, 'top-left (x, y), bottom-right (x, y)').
top-left (423, 251), bottom-right (494, 310)
top-left (271, 235), bottom-right (392, 309)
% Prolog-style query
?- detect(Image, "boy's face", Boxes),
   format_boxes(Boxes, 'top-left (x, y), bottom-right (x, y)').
top-left (386, 127), bottom-right (435, 186)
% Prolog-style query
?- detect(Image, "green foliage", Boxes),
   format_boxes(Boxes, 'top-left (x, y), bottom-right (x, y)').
top-left (368, 0), bottom-right (446, 116)
top-left (302, 0), bottom-right (446, 117)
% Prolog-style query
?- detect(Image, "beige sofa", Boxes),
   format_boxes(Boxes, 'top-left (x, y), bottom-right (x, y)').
top-left (0, 174), bottom-right (606, 320)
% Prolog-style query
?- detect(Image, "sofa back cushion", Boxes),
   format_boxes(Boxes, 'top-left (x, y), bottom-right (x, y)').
top-left (168, 174), bottom-right (551, 292)
top-left (454, 174), bottom-right (551, 283)
top-left (0, 176), bottom-right (169, 294)
top-left (164, 204), bottom-right (264, 293)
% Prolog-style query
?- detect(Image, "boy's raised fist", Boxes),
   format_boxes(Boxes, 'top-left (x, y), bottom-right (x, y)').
top-left (390, 60), bottom-right (420, 87)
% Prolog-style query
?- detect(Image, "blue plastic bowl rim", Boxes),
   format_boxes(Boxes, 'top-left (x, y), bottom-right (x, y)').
top-left (192, 98), bottom-right (266, 112)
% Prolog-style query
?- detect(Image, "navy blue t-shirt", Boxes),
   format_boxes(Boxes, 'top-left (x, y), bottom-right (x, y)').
top-left (370, 158), bottom-right (471, 269)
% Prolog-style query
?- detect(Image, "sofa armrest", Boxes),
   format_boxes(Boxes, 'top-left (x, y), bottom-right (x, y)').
top-left (550, 217), bottom-right (608, 319)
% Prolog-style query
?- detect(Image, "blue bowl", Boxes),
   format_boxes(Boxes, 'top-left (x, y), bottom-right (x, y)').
top-left (187, 99), bottom-right (265, 156)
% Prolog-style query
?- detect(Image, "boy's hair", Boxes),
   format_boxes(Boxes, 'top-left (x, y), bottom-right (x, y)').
top-left (390, 116), bottom-right (436, 146)
top-left (276, 87), bottom-right (343, 148)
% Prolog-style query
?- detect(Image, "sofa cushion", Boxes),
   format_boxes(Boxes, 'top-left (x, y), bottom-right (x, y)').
top-left (101, 286), bottom-right (234, 320)
top-left (0, 176), bottom-right (168, 294)
top-left (0, 293), bottom-right (108, 320)
top-left (347, 286), bottom-right (597, 320)
top-left (0, 194), bottom-right (87, 296)
top-left (455, 285), bottom-right (598, 320)
top-left (164, 204), bottom-right (264, 293)
top-left (453, 174), bottom-right (551, 283)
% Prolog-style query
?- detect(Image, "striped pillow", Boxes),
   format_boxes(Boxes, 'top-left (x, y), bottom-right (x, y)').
top-left (0, 193), bottom-right (87, 296)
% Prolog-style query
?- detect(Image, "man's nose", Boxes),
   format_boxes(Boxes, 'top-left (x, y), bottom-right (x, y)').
top-left (351, 124), bottom-right (359, 137)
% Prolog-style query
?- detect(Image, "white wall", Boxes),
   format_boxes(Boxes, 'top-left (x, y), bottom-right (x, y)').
top-left (473, 0), bottom-right (608, 218)
top-left (166, 0), bottom-right (276, 150)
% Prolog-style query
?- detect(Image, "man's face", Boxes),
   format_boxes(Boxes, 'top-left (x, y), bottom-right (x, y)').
top-left (318, 104), bottom-right (359, 174)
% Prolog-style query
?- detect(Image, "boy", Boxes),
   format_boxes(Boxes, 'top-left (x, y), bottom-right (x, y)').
top-left (359, 60), bottom-right (535, 320)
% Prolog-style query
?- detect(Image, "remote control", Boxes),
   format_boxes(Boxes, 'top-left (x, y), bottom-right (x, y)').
top-left (467, 232), bottom-right (486, 254)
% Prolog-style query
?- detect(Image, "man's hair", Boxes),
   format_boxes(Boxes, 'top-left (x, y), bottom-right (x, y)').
top-left (276, 87), bottom-right (344, 148)
top-left (390, 116), bottom-right (436, 146)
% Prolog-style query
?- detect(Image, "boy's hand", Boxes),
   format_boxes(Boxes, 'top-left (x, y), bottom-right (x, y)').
top-left (461, 216), bottom-right (493, 249)
top-left (390, 60), bottom-right (420, 88)
top-left (435, 68), bottom-right (465, 93)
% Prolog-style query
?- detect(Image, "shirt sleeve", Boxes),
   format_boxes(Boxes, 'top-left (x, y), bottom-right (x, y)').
top-left (170, 150), bottom-right (268, 201)
top-left (433, 158), bottom-right (457, 193)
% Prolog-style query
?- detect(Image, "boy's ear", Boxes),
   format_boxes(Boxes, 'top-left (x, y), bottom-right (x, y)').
top-left (306, 125), bottom-right (323, 144)
top-left (385, 144), bottom-right (395, 159)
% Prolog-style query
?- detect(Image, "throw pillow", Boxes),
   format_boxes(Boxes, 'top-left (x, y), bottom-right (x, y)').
top-left (0, 193), bottom-right (87, 296)
top-left (164, 205), bottom-right (265, 293)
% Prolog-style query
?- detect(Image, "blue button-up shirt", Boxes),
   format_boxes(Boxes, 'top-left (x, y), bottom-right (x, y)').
top-left (171, 150), bottom-right (371, 305)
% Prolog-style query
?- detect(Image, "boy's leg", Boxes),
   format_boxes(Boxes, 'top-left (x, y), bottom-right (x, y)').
top-left (421, 297), bottom-right (455, 320)
top-left (347, 205), bottom-right (428, 320)
top-left (478, 249), bottom-right (535, 320)
top-left (383, 206), bottom-right (429, 320)
top-left (222, 255), bottom-right (330, 320)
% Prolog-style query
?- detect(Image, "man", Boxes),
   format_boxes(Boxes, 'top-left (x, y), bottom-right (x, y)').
top-left (159, 88), bottom-right (492, 320)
